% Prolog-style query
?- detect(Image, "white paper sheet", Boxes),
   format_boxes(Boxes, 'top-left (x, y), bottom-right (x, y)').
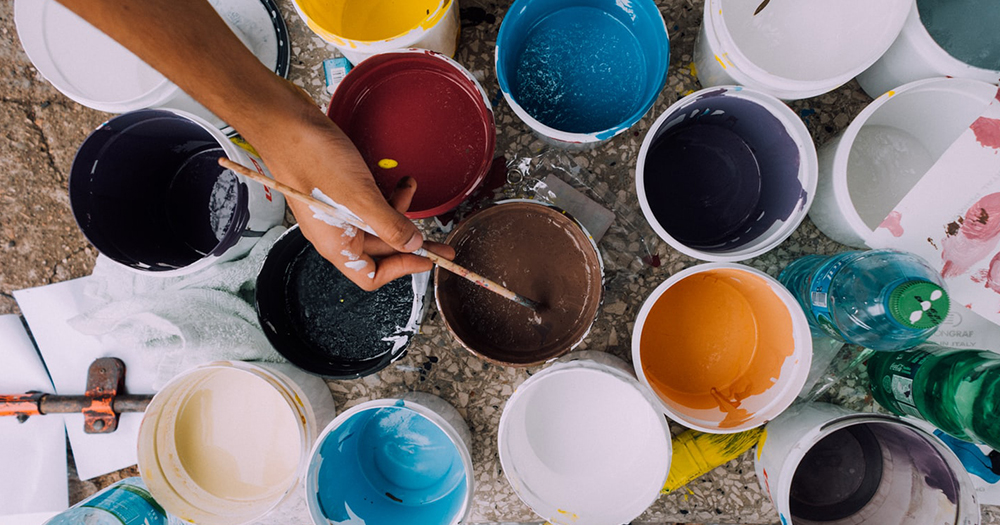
top-left (14, 278), bottom-right (157, 480)
top-left (0, 315), bottom-right (68, 515)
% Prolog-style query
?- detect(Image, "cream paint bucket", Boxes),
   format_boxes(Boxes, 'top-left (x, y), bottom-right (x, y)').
top-left (756, 402), bottom-right (980, 525)
top-left (137, 361), bottom-right (337, 524)
top-left (809, 77), bottom-right (998, 248)
top-left (857, 0), bottom-right (1000, 99)
top-left (497, 351), bottom-right (672, 525)
top-left (305, 392), bottom-right (474, 525)
top-left (693, 0), bottom-right (911, 100)
top-left (632, 263), bottom-right (812, 433)
top-left (291, 0), bottom-right (459, 65)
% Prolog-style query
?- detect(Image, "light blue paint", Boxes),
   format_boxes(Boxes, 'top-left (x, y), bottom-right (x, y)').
top-left (918, 0), bottom-right (1000, 71)
top-left (314, 406), bottom-right (467, 525)
top-left (496, 0), bottom-right (669, 137)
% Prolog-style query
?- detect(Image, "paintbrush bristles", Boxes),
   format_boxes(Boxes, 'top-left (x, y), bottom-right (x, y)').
top-left (218, 157), bottom-right (540, 311)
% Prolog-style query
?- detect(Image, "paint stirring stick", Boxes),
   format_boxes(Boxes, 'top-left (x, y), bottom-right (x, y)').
top-left (218, 157), bottom-right (542, 311)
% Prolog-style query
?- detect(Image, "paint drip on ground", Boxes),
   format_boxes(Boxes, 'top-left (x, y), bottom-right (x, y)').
top-left (314, 405), bottom-right (468, 524)
top-left (286, 246), bottom-right (414, 361)
top-left (513, 6), bottom-right (645, 133)
top-left (918, 0), bottom-right (1000, 71)
top-left (639, 268), bottom-right (795, 429)
top-left (298, 0), bottom-right (442, 41)
top-left (436, 203), bottom-right (602, 365)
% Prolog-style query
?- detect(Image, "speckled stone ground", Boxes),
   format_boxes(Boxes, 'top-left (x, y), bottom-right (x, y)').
top-left (2, 0), bottom-right (999, 524)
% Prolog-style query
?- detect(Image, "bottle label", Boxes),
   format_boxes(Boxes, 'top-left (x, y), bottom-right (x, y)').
top-left (808, 256), bottom-right (851, 340)
top-left (888, 375), bottom-right (922, 417)
top-left (874, 351), bottom-right (933, 417)
top-left (82, 484), bottom-right (168, 525)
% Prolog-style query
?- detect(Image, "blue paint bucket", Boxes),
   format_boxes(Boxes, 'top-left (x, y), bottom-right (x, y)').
top-left (495, 0), bottom-right (669, 147)
top-left (305, 393), bottom-right (474, 525)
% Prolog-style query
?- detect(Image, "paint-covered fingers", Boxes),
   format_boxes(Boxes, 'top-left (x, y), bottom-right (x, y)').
top-left (354, 184), bottom-right (424, 253)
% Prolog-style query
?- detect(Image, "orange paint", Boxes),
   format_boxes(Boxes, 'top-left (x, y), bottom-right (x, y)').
top-left (640, 268), bottom-right (795, 428)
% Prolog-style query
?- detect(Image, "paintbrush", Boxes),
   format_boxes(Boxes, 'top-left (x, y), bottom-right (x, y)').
top-left (218, 157), bottom-right (541, 311)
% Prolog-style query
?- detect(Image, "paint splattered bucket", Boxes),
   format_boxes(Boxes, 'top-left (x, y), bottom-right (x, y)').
top-left (305, 393), bottom-right (474, 525)
top-left (636, 86), bottom-right (817, 262)
top-left (693, 0), bottom-right (911, 100)
top-left (495, 0), bottom-right (669, 147)
top-left (327, 50), bottom-right (495, 219)
top-left (632, 263), bottom-right (812, 433)
top-left (498, 351), bottom-right (672, 525)
top-left (137, 361), bottom-right (338, 525)
top-left (255, 225), bottom-right (430, 379)
top-left (435, 200), bottom-right (604, 366)
top-left (68, 108), bottom-right (286, 276)
top-left (810, 77), bottom-right (998, 248)
top-left (858, 0), bottom-right (1000, 99)
top-left (756, 402), bottom-right (980, 525)
top-left (14, 0), bottom-right (290, 133)
top-left (291, 0), bottom-right (459, 65)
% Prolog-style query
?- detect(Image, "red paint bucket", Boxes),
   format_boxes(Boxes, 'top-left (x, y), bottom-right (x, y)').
top-left (326, 50), bottom-right (496, 219)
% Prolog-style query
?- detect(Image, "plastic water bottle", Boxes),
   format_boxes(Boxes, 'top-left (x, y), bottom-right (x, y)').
top-left (867, 343), bottom-right (1000, 450)
top-left (44, 477), bottom-right (181, 525)
top-left (778, 250), bottom-right (949, 352)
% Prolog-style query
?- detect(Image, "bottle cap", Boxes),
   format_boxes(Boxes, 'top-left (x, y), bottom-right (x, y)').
top-left (888, 281), bottom-right (949, 329)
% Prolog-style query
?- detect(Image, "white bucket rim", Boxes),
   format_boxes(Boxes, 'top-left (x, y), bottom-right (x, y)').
top-left (631, 263), bottom-right (813, 433)
top-left (635, 86), bottom-right (818, 262)
top-left (497, 357), bottom-right (672, 525)
top-left (292, 0), bottom-right (453, 47)
top-left (304, 396), bottom-right (475, 525)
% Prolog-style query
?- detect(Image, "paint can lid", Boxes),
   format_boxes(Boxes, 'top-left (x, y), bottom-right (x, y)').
top-left (888, 280), bottom-right (949, 329)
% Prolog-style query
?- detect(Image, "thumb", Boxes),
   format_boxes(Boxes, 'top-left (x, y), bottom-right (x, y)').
top-left (356, 195), bottom-right (424, 252)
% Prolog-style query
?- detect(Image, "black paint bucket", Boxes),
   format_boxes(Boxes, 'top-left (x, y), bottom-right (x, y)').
top-left (69, 108), bottom-right (285, 275)
top-left (255, 226), bottom-right (429, 379)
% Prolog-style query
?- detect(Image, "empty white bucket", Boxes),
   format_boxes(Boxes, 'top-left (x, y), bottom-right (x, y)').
top-left (694, 0), bottom-right (911, 100)
top-left (857, 0), bottom-right (1000, 99)
top-left (498, 351), bottom-right (672, 525)
top-left (810, 77), bottom-right (998, 247)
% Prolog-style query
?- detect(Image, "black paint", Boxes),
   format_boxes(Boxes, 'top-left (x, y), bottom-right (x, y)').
top-left (790, 425), bottom-right (883, 521)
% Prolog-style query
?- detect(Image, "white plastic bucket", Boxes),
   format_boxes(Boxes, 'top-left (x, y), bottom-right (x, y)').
top-left (858, 0), bottom-right (1000, 99)
top-left (291, 0), bottom-right (460, 65)
top-left (69, 108), bottom-right (286, 277)
top-left (305, 393), bottom-right (474, 525)
top-left (636, 86), bottom-right (817, 262)
top-left (498, 351), bottom-right (672, 525)
top-left (14, 0), bottom-right (290, 133)
top-left (693, 0), bottom-right (911, 100)
top-left (137, 361), bottom-right (337, 525)
top-left (632, 263), bottom-right (812, 433)
top-left (809, 77), bottom-right (998, 248)
top-left (756, 402), bottom-right (980, 525)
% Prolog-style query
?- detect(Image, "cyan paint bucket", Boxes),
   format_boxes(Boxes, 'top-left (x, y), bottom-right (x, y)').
top-left (636, 86), bottom-right (817, 261)
top-left (255, 225), bottom-right (429, 379)
top-left (327, 50), bottom-right (495, 219)
top-left (693, 0), bottom-right (911, 100)
top-left (756, 402), bottom-right (980, 525)
top-left (291, 0), bottom-right (459, 65)
top-left (69, 109), bottom-right (286, 276)
top-left (495, 0), bottom-right (669, 147)
top-left (632, 263), bottom-right (812, 433)
top-left (305, 393), bottom-right (474, 525)
top-left (858, 0), bottom-right (1000, 99)
top-left (810, 77), bottom-right (999, 248)
top-left (497, 351), bottom-right (672, 525)
top-left (137, 361), bottom-right (337, 525)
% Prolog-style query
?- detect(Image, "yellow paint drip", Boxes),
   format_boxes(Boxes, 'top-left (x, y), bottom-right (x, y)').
top-left (688, 61), bottom-right (698, 78)
top-left (757, 428), bottom-right (768, 460)
top-left (715, 54), bottom-right (728, 70)
top-left (378, 158), bottom-right (399, 169)
top-left (297, 0), bottom-right (446, 41)
top-left (886, 90), bottom-right (896, 98)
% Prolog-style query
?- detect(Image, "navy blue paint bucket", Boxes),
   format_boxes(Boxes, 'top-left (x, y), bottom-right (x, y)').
top-left (495, 0), bottom-right (669, 147)
top-left (636, 86), bottom-right (818, 261)
top-left (69, 108), bottom-right (285, 275)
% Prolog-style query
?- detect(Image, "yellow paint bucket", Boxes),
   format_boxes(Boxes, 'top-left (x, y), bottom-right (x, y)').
top-left (291, 0), bottom-right (460, 64)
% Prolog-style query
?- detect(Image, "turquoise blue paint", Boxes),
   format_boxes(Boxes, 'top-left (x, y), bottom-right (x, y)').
top-left (496, 0), bottom-right (669, 137)
top-left (918, 0), bottom-right (1000, 71)
top-left (314, 406), bottom-right (468, 525)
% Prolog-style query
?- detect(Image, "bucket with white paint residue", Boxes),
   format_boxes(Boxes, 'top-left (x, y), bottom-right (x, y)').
top-left (756, 402), bottom-right (980, 525)
top-left (137, 361), bottom-right (337, 525)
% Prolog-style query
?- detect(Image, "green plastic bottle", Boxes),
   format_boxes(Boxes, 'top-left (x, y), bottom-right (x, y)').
top-left (868, 343), bottom-right (1000, 450)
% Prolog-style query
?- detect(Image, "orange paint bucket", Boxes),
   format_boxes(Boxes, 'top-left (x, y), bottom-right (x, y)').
top-left (631, 263), bottom-right (812, 432)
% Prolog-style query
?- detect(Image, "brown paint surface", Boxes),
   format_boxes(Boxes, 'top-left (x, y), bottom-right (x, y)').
top-left (640, 268), bottom-right (795, 428)
top-left (436, 202), bottom-right (603, 366)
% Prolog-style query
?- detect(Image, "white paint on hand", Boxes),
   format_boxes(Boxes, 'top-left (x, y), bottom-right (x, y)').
top-left (345, 260), bottom-right (368, 271)
top-left (367, 272), bottom-right (376, 279)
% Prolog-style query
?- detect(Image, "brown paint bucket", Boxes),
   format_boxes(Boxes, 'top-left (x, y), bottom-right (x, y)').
top-left (434, 200), bottom-right (604, 366)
